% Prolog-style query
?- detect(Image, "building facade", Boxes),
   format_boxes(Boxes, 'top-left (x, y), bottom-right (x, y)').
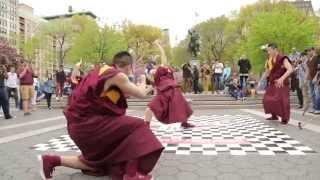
top-left (0, 0), bottom-right (17, 44)
top-left (288, 0), bottom-right (314, 15)
top-left (17, 3), bottom-right (52, 80)
top-left (18, 3), bottom-right (44, 45)
top-left (43, 11), bottom-right (97, 72)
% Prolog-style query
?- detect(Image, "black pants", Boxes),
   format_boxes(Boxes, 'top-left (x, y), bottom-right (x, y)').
top-left (240, 75), bottom-right (249, 89)
top-left (296, 87), bottom-right (303, 107)
top-left (44, 92), bottom-right (52, 108)
top-left (7, 87), bottom-right (19, 108)
top-left (0, 87), bottom-right (11, 118)
top-left (193, 79), bottom-right (199, 94)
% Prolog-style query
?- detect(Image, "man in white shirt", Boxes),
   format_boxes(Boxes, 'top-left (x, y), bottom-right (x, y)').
top-left (7, 66), bottom-right (19, 108)
top-left (212, 60), bottom-right (224, 93)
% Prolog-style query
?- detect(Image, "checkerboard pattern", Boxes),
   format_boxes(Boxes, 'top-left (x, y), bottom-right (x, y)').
top-left (31, 115), bottom-right (316, 156)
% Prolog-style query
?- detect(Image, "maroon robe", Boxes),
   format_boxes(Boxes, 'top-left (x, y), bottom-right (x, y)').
top-left (148, 66), bottom-right (193, 124)
top-left (64, 65), bottom-right (164, 177)
top-left (263, 54), bottom-right (290, 121)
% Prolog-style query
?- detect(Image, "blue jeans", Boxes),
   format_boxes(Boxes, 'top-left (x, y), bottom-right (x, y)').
top-left (230, 89), bottom-right (244, 100)
top-left (213, 74), bottom-right (222, 91)
top-left (0, 87), bottom-right (10, 118)
top-left (240, 75), bottom-right (248, 90)
top-left (309, 81), bottom-right (320, 110)
top-left (315, 85), bottom-right (320, 110)
top-left (230, 90), bottom-right (238, 99)
top-left (238, 90), bottom-right (245, 98)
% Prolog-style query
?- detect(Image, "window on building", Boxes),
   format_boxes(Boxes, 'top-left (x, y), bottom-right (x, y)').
top-left (0, 27), bottom-right (7, 34)
top-left (1, 2), bottom-right (7, 9)
top-left (0, 19), bottom-right (5, 26)
top-left (1, 11), bottom-right (7, 18)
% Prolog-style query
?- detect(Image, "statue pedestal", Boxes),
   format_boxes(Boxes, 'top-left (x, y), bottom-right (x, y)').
top-left (191, 59), bottom-right (199, 67)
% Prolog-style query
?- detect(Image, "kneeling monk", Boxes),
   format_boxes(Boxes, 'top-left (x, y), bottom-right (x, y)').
top-left (38, 51), bottom-right (164, 180)
top-left (145, 66), bottom-right (194, 128)
top-left (262, 43), bottom-right (293, 124)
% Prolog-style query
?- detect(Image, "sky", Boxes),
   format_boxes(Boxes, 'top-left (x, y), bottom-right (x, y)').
top-left (20, 0), bottom-right (320, 46)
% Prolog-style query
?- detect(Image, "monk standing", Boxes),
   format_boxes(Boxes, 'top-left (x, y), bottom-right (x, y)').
top-left (261, 43), bottom-right (293, 124)
top-left (38, 51), bottom-right (164, 180)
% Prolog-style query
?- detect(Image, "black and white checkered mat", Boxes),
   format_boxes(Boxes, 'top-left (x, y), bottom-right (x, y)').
top-left (31, 115), bottom-right (316, 156)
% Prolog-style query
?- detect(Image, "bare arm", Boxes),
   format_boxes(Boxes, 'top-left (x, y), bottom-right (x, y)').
top-left (313, 71), bottom-right (320, 84)
top-left (154, 40), bottom-right (168, 66)
top-left (280, 58), bottom-right (293, 80)
top-left (19, 67), bottom-right (28, 78)
top-left (3, 69), bottom-right (8, 79)
top-left (71, 69), bottom-right (80, 84)
top-left (261, 60), bottom-right (271, 81)
top-left (108, 73), bottom-right (153, 99)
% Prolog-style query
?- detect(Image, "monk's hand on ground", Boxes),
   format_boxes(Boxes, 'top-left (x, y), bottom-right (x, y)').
top-left (275, 78), bottom-right (284, 88)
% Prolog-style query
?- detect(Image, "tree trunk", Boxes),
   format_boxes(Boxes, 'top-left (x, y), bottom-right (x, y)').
top-left (58, 36), bottom-right (65, 67)
top-left (59, 49), bottom-right (63, 66)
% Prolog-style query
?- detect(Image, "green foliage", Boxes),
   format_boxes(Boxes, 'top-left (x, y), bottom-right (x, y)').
top-left (22, 36), bottom-right (40, 61)
top-left (122, 22), bottom-right (163, 60)
top-left (100, 27), bottom-right (127, 63)
top-left (172, 40), bottom-right (191, 66)
top-left (67, 16), bottom-right (127, 65)
top-left (67, 16), bottom-right (100, 64)
top-left (18, 26), bottom-right (53, 66)
top-left (174, 0), bottom-right (319, 74)
top-left (236, 2), bottom-right (318, 72)
top-left (40, 18), bottom-right (73, 66)
top-left (194, 16), bottom-right (240, 64)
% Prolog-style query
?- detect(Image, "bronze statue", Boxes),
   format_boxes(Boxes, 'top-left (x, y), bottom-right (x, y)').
top-left (188, 29), bottom-right (200, 58)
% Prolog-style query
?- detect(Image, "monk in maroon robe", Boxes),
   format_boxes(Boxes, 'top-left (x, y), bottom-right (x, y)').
top-left (38, 51), bottom-right (164, 180)
top-left (145, 66), bottom-right (194, 128)
top-left (261, 43), bottom-right (293, 124)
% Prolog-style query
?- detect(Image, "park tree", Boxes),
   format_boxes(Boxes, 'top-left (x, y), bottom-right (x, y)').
top-left (67, 16), bottom-right (100, 64)
top-left (174, 0), bottom-right (319, 73)
top-left (97, 26), bottom-right (127, 63)
top-left (68, 16), bottom-right (127, 65)
top-left (172, 39), bottom-right (192, 66)
top-left (40, 18), bottom-right (73, 66)
top-left (122, 22), bottom-right (163, 62)
top-left (21, 36), bottom-right (40, 61)
top-left (0, 39), bottom-right (22, 67)
top-left (237, 2), bottom-right (318, 72)
top-left (194, 16), bottom-right (239, 64)
top-left (236, 0), bottom-right (278, 39)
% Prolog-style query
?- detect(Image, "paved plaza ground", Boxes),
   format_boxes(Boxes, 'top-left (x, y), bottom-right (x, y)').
top-left (0, 108), bottom-right (320, 180)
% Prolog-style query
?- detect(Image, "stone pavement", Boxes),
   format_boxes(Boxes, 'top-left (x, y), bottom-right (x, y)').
top-left (0, 109), bottom-right (320, 180)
